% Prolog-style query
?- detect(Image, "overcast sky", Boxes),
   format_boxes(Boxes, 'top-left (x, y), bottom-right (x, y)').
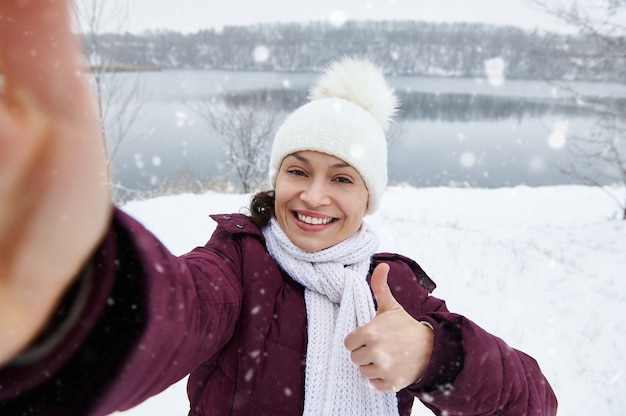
top-left (121, 0), bottom-right (582, 34)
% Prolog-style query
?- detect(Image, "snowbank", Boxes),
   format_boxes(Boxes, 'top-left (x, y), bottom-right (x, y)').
top-left (117, 185), bottom-right (626, 415)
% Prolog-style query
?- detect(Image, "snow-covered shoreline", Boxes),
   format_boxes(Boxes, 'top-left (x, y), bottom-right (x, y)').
top-left (117, 185), bottom-right (626, 415)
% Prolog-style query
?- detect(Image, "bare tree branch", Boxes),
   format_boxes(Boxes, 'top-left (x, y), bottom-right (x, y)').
top-left (532, 0), bottom-right (626, 219)
top-left (72, 0), bottom-right (146, 165)
top-left (189, 92), bottom-right (284, 193)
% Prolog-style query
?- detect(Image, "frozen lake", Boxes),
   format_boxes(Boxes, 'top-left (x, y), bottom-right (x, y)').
top-left (103, 70), bottom-right (625, 198)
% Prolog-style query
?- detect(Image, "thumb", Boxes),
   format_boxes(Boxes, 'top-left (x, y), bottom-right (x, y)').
top-left (371, 263), bottom-right (400, 314)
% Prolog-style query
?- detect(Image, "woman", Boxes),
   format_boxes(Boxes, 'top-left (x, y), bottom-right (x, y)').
top-left (0, 2), bottom-right (557, 415)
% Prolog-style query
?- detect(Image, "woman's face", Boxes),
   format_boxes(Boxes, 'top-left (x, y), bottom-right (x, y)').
top-left (274, 151), bottom-right (369, 252)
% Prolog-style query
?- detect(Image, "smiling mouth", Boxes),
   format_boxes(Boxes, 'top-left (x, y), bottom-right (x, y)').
top-left (295, 212), bottom-right (336, 225)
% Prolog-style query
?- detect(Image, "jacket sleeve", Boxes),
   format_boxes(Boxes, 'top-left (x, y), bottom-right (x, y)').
top-left (376, 254), bottom-right (558, 416)
top-left (0, 207), bottom-right (245, 416)
top-left (410, 312), bottom-right (557, 416)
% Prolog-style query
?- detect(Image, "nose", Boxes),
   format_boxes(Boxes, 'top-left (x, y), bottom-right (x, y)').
top-left (300, 178), bottom-right (331, 207)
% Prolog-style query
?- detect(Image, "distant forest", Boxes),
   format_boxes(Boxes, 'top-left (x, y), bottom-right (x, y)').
top-left (85, 20), bottom-right (625, 82)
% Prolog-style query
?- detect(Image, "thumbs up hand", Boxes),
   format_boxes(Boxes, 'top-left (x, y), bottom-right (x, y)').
top-left (344, 263), bottom-right (434, 392)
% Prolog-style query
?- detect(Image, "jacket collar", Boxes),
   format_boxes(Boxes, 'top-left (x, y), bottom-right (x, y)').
top-left (210, 214), bottom-right (436, 294)
top-left (210, 213), bottom-right (265, 239)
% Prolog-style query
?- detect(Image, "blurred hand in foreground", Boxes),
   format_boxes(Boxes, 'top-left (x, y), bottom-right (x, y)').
top-left (0, 0), bottom-right (111, 365)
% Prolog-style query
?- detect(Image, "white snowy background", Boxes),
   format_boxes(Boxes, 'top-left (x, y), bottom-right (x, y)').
top-left (115, 185), bottom-right (626, 415)
top-left (71, 1), bottom-right (625, 414)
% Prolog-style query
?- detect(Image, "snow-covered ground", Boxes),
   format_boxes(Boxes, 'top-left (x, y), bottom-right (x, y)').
top-left (116, 185), bottom-right (626, 415)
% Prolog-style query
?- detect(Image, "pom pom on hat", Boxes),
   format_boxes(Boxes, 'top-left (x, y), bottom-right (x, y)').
top-left (309, 57), bottom-right (398, 132)
top-left (269, 56), bottom-right (399, 214)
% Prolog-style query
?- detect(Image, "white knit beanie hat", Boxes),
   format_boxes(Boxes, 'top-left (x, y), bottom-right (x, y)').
top-left (268, 56), bottom-right (399, 214)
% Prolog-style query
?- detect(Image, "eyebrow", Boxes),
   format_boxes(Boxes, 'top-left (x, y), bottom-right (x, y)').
top-left (290, 152), bottom-right (352, 169)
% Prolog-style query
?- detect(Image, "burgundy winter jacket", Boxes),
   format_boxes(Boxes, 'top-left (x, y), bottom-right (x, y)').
top-left (0, 208), bottom-right (557, 415)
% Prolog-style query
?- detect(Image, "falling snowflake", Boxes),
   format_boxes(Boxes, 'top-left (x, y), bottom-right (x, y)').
top-left (484, 57), bottom-right (506, 87)
top-left (459, 152), bottom-right (477, 168)
top-left (253, 45), bottom-right (270, 63)
top-left (328, 10), bottom-right (347, 27)
top-left (349, 143), bottom-right (366, 160)
top-left (134, 154), bottom-right (145, 169)
top-left (175, 111), bottom-right (188, 127)
top-left (548, 120), bottom-right (568, 149)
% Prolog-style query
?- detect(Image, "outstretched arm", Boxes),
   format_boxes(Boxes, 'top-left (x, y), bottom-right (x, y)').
top-left (0, 0), bottom-right (111, 365)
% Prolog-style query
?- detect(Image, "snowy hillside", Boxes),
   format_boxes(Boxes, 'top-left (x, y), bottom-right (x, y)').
top-left (116, 185), bottom-right (626, 416)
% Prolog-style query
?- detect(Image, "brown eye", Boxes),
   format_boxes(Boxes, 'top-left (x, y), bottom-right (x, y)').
top-left (334, 176), bottom-right (353, 184)
top-left (287, 168), bottom-right (307, 177)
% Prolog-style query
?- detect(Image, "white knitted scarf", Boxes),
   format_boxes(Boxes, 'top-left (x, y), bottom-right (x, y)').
top-left (263, 218), bottom-right (399, 416)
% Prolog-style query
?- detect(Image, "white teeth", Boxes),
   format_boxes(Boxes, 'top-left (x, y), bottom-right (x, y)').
top-left (297, 213), bottom-right (333, 225)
